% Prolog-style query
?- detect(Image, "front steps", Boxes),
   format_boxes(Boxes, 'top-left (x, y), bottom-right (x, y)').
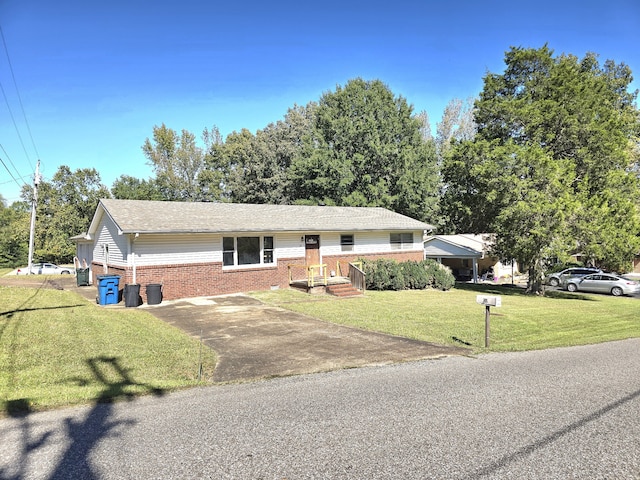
top-left (326, 283), bottom-right (363, 298)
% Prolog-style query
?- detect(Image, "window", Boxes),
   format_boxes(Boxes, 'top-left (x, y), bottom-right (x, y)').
top-left (340, 234), bottom-right (354, 252)
top-left (223, 237), bottom-right (235, 266)
top-left (390, 232), bottom-right (413, 250)
top-left (263, 236), bottom-right (274, 264)
top-left (222, 236), bottom-right (274, 267)
top-left (237, 237), bottom-right (260, 265)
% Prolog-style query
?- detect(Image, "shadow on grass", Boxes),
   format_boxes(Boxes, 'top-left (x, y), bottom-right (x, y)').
top-left (454, 282), bottom-right (529, 296)
top-left (0, 304), bottom-right (87, 318)
top-left (1, 356), bottom-right (165, 480)
top-left (454, 282), bottom-right (597, 301)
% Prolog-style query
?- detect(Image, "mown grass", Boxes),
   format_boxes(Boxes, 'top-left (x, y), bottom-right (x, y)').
top-left (0, 285), bottom-right (216, 416)
top-left (251, 283), bottom-right (640, 353)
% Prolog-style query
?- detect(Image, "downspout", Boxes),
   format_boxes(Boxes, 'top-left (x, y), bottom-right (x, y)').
top-left (102, 244), bottom-right (109, 274)
top-left (132, 233), bottom-right (139, 285)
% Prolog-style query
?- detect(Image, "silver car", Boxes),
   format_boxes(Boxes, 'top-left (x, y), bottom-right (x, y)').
top-left (16, 263), bottom-right (73, 275)
top-left (565, 273), bottom-right (640, 296)
top-left (547, 267), bottom-right (601, 287)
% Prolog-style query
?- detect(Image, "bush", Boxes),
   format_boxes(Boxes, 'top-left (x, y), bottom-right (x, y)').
top-left (401, 260), bottom-right (429, 289)
top-left (432, 264), bottom-right (455, 290)
top-left (362, 258), bottom-right (455, 291)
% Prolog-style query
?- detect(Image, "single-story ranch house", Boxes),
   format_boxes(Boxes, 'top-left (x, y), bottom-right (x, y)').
top-left (74, 199), bottom-right (433, 302)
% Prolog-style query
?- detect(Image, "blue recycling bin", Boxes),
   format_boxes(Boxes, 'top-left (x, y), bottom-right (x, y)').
top-left (96, 275), bottom-right (121, 305)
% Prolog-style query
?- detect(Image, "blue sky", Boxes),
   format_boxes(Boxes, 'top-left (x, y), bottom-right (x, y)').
top-left (1, 0), bottom-right (639, 204)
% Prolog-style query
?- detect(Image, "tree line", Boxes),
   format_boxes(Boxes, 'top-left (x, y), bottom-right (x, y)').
top-left (1, 46), bottom-right (638, 293)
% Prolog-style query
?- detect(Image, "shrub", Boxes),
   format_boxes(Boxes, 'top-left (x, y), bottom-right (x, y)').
top-left (432, 263), bottom-right (455, 290)
top-left (361, 258), bottom-right (455, 291)
top-left (402, 260), bottom-right (429, 289)
top-left (363, 259), bottom-right (391, 290)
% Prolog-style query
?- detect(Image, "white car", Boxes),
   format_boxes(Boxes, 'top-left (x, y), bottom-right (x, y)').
top-left (16, 263), bottom-right (73, 275)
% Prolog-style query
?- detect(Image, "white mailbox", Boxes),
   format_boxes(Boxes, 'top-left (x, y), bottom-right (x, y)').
top-left (476, 295), bottom-right (502, 307)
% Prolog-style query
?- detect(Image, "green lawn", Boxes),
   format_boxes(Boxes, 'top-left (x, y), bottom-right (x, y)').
top-left (3, 279), bottom-right (639, 415)
top-left (0, 285), bottom-right (216, 416)
top-left (251, 283), bottom-right (640, 352)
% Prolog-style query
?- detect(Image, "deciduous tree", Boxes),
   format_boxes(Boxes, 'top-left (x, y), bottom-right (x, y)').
top-left (289, 78), bottom-right (440, 223)
top-left (142, 124), bottom-right (221, 201)
top-left (23, 166), bottom-right (110, 263)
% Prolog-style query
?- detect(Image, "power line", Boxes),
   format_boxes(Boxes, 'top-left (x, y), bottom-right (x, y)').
top-left (0, 154), bottom-right (25, 191)
top-left (0, 23), bottom-right (38, 171)
top-left (0, 143), bottom-right (29, 188)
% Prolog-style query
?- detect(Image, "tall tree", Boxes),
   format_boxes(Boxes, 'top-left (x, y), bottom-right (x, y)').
top-left (289, 78), bottom-right (440, 223)
top-left (111, 175), bottom-right (163, 200)
top-left (442, 45), bottom-right (640, 291)
top-left (210, 103), bottom-right (316, 204)
top-left (436, 97), bottom-right (477, 159)
top-left (142, 124), bottom-right (221, 201)
top-left (22, 166), bottom-right (110, 263)
top-left (0, 200), bottom-right (29, 267)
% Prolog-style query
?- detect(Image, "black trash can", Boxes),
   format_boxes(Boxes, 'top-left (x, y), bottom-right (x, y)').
top-left (124, 284), bottom-right (141, 307)
top-left (76, 268), bottom-right (90, 287)
top-left (146, 283), bottom-right (163, 305)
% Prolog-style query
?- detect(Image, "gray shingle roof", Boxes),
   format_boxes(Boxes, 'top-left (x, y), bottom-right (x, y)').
top-left (95, 199), bottom-right (432, 234)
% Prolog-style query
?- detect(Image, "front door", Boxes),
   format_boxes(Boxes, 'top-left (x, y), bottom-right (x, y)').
top-left (305, 235), bottom-right (320, 268)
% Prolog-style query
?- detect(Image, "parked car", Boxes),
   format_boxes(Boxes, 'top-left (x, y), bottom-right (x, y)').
top-left (546, 267), bottom-right (601, 287)
top-left (565, 273), bottom-right (640, 296)
top-left (16, 263), bottom-right (73, 275)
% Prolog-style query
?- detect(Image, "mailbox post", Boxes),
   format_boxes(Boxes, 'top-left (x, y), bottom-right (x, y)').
top-left (476, 295), bottom-right (501, 348)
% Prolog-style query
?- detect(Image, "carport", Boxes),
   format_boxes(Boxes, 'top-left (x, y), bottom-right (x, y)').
top-left (424, 235), bottom-right (484, 283)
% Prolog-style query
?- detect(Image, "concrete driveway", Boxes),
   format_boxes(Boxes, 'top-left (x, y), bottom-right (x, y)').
top-left (141, 294), bottom-right (470, 382)
top-left (0, 275), bottom-right (470, 382)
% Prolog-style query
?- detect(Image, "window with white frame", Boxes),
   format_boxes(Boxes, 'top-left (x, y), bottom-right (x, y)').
top-left (340, 234), bottom-right (354, 252)
top-left (390, 232), bottom-right (413, 250)
top-left (223, 236), bottom-right (275, 267)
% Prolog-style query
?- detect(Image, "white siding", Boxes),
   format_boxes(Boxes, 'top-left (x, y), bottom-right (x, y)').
top-left (321, 230), bottom-right (424, 256)
top-left (93, 216), bottom-right (127, 267)
top-left (133, 234), bottom-right (218, 266)
top-left (130, 232), bottom-right (306, 267)
top-left (275, 233), bottom-right (306, 259)
top-left (353, 232), bottom-right (390, 254)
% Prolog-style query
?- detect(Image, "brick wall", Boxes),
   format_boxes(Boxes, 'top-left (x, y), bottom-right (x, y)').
top-left (323, 250), bottom-right (424, 276)
top-left (92, 257), bottom-right (303, 302)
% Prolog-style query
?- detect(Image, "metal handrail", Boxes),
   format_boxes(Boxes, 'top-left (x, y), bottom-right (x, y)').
top-left (288, 263), bottom-right (328, 287)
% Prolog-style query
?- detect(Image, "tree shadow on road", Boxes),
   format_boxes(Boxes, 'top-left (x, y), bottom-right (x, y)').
top-left (466, 386), bottom-right (640, 479)
top-left (0, 357), bottom-right (165, 480)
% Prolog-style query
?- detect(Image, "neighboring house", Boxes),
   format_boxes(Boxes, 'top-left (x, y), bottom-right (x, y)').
top-left (424, 234), bottom-right (518, 283)
top-left (74, 199), bottom-right (432, 301)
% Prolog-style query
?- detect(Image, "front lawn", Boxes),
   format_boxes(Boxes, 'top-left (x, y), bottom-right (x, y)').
top-left (251, 283), bottom-right (640, 352)
top-left (0, 286), bottom-right (216, 416)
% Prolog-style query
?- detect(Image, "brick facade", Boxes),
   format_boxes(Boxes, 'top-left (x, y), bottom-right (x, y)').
top-left (92, 257), bottom-right (304, 302)
top-left (322, 250), bottom-right (424, 276)
top-left (91, 249), bottom-right (424, 302)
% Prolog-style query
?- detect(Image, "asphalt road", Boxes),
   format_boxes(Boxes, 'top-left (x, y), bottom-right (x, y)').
top-left (2, 338), bottom-right (639, 479)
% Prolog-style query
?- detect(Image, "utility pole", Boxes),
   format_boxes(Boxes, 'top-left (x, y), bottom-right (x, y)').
top-left (27, 160), bottom-right (40, 275)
